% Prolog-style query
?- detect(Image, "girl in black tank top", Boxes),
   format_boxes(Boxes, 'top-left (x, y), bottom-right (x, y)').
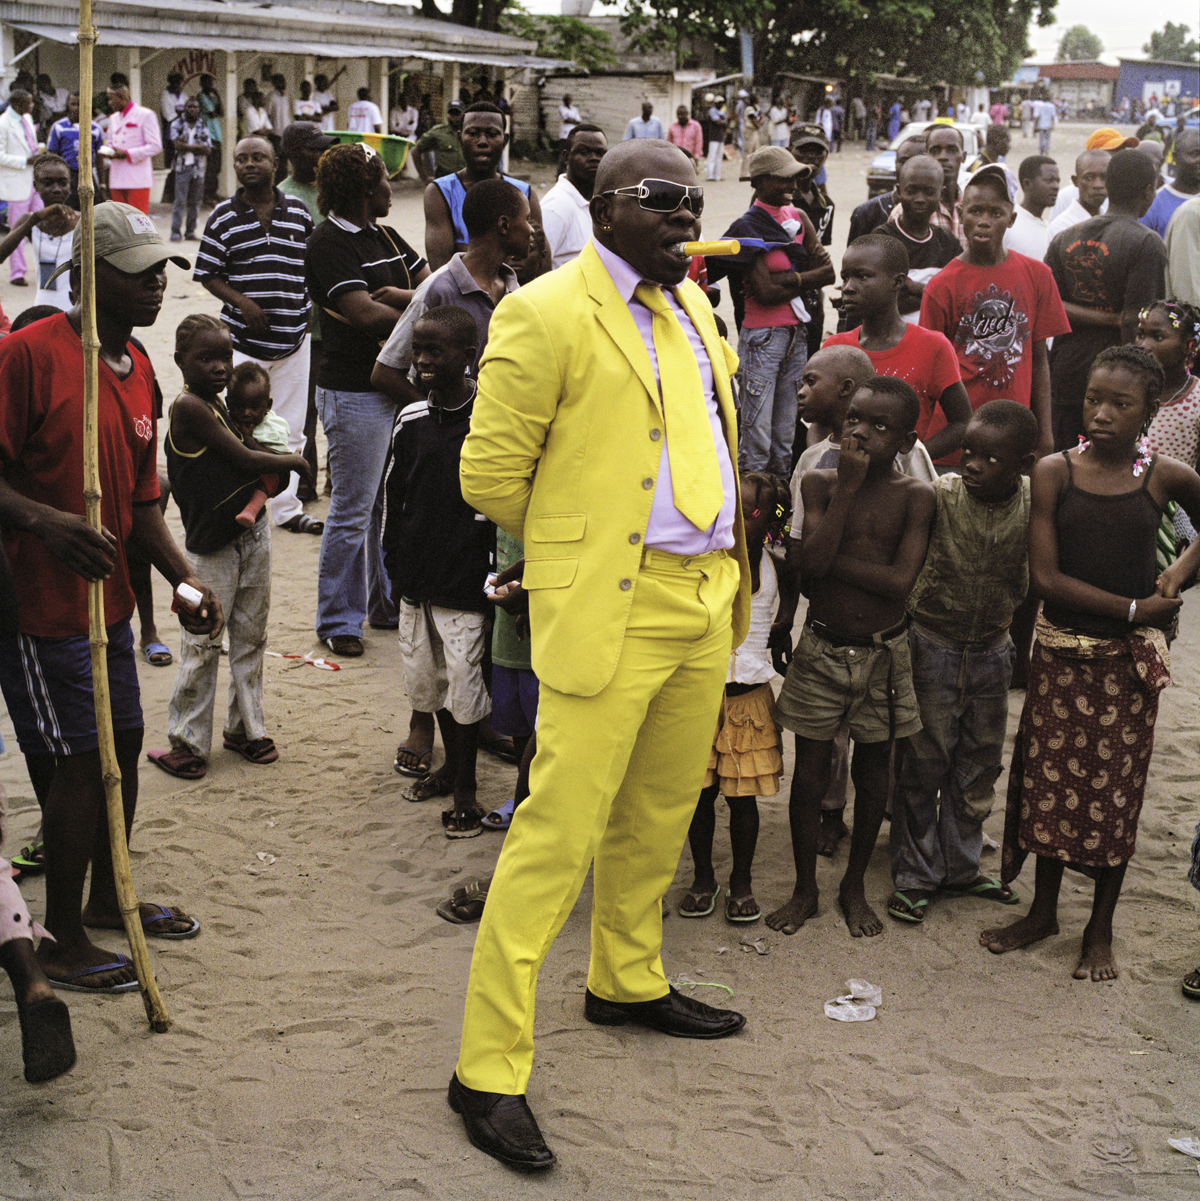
top-left (988, 347), bottom-right (1200, 988)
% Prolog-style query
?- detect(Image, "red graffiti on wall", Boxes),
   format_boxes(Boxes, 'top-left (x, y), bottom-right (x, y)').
top-left (173, 50), bottom-right (216, 86)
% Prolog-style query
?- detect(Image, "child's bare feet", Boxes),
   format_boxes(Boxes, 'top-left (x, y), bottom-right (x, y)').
top-left (980, 912), bottom-right (1059, 954)
top-left (838, 884), bottom-right (883, 937)
top-left (817, 811), bottom-right (848, 857)
top-left (766, 888), bottom-right (818, 934)
top-left (1073, 925), bottom-right (1119, 981)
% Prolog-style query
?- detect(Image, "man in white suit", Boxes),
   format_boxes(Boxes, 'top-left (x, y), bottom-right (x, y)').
top-left (0, 90), bottom-right (43, 284)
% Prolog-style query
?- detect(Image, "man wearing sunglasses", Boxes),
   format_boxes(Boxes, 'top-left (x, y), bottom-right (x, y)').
top-left (449, 139), bottom-right (751, 1169)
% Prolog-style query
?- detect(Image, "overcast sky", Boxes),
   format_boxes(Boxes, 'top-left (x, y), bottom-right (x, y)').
top-left (527, 0), bottom-right (1191, 67)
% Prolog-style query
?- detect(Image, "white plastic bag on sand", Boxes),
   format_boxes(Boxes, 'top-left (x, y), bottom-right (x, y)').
top-left (1169, 1137), bottom-right (1200, 1175)
top-left (824, 978), bottom-right (883, 1022)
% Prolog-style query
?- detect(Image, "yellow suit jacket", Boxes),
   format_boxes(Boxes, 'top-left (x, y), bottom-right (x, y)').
top-left (460, 241), bottom-right (750, 697)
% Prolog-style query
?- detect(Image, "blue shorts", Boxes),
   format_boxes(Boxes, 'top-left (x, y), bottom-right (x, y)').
top-left (0, 620), bottom-right (143, 756)
top-left (490, 665), bottom-right (539, 739)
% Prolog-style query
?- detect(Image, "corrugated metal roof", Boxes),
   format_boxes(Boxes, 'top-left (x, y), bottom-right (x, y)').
top-left (5, 17), bottom-right (574, 70)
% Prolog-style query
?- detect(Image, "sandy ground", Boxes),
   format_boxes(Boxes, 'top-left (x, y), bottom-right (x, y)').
top-left (2, 124), bottom-right (1200, 1201)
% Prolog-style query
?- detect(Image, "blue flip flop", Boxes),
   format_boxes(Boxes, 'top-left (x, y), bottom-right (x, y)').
top-left (141, 903), bottom-right (201, 939)
top-left (49, 954), bottom-right (139, 994)
top-left (482, 798), bottom-right (516, 830)
top-left (143, 641), bottom-right (173, 666)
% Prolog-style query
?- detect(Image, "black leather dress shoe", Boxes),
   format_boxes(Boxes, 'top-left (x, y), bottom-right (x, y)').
top-left (447, 1073), bottom-right (556, 1169)
top-left (584, 985), bottom-right (746, 1038)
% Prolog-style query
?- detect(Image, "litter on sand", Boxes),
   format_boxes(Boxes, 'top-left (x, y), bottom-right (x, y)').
top-left (739, 936), bottom-right (768, 955)
top-left (1169, 1137), bottom-right (1200, 1175)
top-left (824, 979), bottom-right (883, 1022)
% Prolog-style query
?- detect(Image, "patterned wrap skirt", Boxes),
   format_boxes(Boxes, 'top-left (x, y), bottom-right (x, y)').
top-left (1001, 616), bottom-right (1170, 882)
top-left (704, 681), bottom-right (783, 798)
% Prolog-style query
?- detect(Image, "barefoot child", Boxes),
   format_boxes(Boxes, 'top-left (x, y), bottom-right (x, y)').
top-left (381, 306), bottom-right (494, 837)
top-left (824, 234), bottom-right (971, 464)
top-left (780, 344), bottom-right (935, 859)
top-left (888, 400), bottom-right (1038, 924)
top-left (984, 346), bottom-right (1200, 980)
top-left (151, 315), bottom-right (311, 779)
top-left (768, 377), bottom-right (936, 937)
top-left (225, 362), bottom-right (294, 529)
top-left (680, 472), bottom-right (789, 923)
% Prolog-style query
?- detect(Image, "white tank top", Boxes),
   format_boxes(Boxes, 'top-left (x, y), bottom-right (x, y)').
top-left (727, 545), bottom-right (778, 685)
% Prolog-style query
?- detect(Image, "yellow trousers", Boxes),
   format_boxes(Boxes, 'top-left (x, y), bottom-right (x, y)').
top-left (456, 548), bottom-right (740, 1095)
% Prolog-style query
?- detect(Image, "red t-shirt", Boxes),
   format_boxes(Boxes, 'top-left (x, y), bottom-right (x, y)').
top-left (919, 251), bottom-right (1070, 419)
top-left (822, 324), bottom-right (962, 450)
top-left (0, 313), bottom-right (160, 637)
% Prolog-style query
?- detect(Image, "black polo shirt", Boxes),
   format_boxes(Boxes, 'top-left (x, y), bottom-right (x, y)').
top-left (194, 188), bottom-right (313, 361)
top-left (306, 217), bottom-right (426, 393)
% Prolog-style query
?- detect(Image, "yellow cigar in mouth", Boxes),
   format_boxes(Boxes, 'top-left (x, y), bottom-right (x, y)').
top-left (669, 239), bottom-right (741, 257)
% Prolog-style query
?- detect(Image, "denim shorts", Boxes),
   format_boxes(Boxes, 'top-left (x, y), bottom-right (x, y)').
top-left (776, 621), bottom-right (921, 744)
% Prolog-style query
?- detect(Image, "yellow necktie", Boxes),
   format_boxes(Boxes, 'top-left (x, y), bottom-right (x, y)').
top-left (633, 282), bottom-right (723, 531)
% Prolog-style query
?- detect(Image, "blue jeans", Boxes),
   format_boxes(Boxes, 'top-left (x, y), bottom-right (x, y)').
top-left (1038, 128), bottom-right (1051, 154)
top-left (891, 623), bottom-right (1014, 891)
top-left (315, 387), bottom-right (397, 640)
top-left (736, 323), bottom-right (806, 475)
top-left (170, 162), bottom-right (203, 238)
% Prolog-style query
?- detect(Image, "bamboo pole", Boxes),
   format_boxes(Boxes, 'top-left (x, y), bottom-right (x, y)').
top-left (78, 0), bottom-right (171, 1033)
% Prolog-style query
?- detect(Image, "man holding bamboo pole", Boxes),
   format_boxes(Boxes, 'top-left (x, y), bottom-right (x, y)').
top-left (0, 202), bottom-right (223, 994)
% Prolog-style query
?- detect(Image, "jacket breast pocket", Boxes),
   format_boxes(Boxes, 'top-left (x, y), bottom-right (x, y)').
top-left (529, 513), bottom-right (586, 543)
top-left (522, 558), bottom-right (578, 590)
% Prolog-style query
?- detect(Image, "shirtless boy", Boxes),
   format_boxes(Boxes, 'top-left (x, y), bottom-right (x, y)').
top-left (768, 377), bottom-right (936, 937)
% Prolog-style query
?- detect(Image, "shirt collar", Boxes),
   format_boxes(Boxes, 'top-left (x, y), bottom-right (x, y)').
top-left (446, 251), bottom-right (519, 296)
top-left (233, 186), bottom-right (282, 214)
top-left (591, 238), bottom-right (652, 305)
top-left (328, 214), bottom-right (366, 233)
top-left (121, 100), bottom-right (134, 116)
top-left (552, 175), bottom-right (589, 209)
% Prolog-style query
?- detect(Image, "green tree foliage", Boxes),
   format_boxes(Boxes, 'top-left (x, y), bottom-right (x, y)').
top-left (1143, 22), bottom-right (1200, 64)
top-left (499, 4), bottom-right (619, 68)
top-left (619, 0), bottom-right (1057, 87)
top-left (1055, 24), bottom-right (1103, 61)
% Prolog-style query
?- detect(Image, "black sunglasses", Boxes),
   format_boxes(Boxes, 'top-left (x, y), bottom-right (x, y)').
top-left (600, 177), bottom-right (704, 217)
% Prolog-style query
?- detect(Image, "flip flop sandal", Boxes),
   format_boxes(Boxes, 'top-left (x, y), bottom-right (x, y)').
top-left (480, 734), bottom-right (519, 765)
top-left (146, 748), bottom-right (207, 780)
top-left (1183, 970), bottom-right (1200, 1001)
top-left (223, 737), bottom-right (279, 764)
top-left (405, 773), bottom-right (455, 802)
top-left (436, 877), bottom-right (490, 924)
top-left (678, 885), bottom-right (720, 918)
top-left (11, 841), bottom-right (45, 875)
top-left (945, 876), bottom-right (1019, 905)
top-left (393, 744), bottom-right (433, 778)
top-left (725, 893), bottom-right (762, 923)
top-left (140, 902), bottom-right (201, 940)
top-left (442, 805), bottom-right (485, 839)
top-left (282, 514), bottom-right (324, 534)
top-left (142, 641), bottom-right (173, 666)
top-left (47, 953), bottom-right (140, 994)
top-left (887, 890), bottom-right (930, 924)
top-left (482, 798), bottom-right (516, 830)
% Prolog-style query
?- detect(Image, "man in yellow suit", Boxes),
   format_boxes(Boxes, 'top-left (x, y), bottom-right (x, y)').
top-left (450, 138), bottom-right (751, 1169)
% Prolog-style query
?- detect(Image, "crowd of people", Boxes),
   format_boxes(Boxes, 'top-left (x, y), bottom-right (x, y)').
top-left (0, 77), bottom-right (1198, 1176)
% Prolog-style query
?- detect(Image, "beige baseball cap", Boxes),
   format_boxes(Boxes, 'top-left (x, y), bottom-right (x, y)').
top-left (743, 145), bottom-right (808, 180)
top-left (47, 201), bottom-right (189, 285)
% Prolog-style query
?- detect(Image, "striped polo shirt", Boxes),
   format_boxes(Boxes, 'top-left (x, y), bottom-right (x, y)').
top-left (193, 188), bottom-right (314, 361)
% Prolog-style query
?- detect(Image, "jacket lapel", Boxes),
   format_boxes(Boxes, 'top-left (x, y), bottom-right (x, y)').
top-left (580, 244), bottom-right (662, 412)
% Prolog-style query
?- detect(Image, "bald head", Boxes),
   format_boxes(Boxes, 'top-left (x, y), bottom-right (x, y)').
top-left (1074, 148), bottom-right (1111, 178)
top-left (895, 135), bottom-right (926, 172)
top-left (593, 138), bottom-right (691, 195)
top-left (898, 153), bottom-right (943, 188)
top-left (811, 343), bottom-right (875, 391)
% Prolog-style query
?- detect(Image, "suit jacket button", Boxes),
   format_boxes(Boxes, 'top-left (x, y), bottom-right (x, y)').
top-left (619, 578), bottom-right (632, 590)
top-left (629, 532), bottom-right (640, 544)
top-left (642, 477), bottom-right (654, 489)
top-left (650, 428), bottom-right (661, 441)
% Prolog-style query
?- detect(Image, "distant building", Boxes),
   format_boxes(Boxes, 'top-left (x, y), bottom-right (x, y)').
top-left (1116, 58), bottom-right (1200, 111)
top-left (1036, 62), bottom-right (1118, 115)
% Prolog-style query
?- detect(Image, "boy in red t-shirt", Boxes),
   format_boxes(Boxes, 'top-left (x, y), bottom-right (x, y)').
top-left (919, 164), bottom-right (1070, 463)
top-left (823, 234), bottom-right (971, 465)
top-left (0, 203), bottom-right (221, 996)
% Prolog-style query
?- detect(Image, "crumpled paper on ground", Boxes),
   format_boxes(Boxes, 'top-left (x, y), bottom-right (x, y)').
top-left (1168, 1137), bottom-right (1200, 1175)
top-left (824, 978), bottom-right (883, 1022)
